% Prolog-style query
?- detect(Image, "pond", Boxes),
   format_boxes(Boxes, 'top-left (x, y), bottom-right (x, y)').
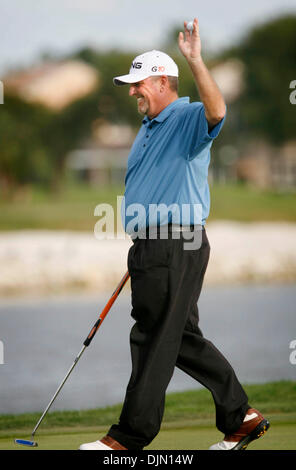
top-left (0, 284), bottom-right (295, 414)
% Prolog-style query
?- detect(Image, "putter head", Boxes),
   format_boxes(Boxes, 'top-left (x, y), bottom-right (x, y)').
top-left (14, 439), bottom-right (38, 447)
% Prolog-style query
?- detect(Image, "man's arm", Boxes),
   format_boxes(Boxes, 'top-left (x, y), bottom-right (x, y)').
top-left (178, 18), bottom-right (226, 130)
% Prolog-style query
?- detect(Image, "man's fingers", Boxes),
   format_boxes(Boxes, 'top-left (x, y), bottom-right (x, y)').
top-left (178, 32), bottom-right (188, 56)
top-left (185, 28), bottom-right (191, 41)
top-left (193, 18), bottom-right (199, 35)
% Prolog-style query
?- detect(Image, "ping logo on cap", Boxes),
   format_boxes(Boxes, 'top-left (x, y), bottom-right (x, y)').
top-left (131, 62), bottom-right (142, 69)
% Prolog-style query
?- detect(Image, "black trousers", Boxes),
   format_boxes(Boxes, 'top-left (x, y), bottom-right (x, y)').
top-left (108, 228), bottom-right (249, 450)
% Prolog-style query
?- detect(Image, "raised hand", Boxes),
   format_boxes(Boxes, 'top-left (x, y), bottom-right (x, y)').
top-left (178, 18), bottom-right (202, 63)
top-left (178, 17), bottom-right (226, 127)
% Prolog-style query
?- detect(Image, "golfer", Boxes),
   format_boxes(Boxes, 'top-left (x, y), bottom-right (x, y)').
top-left (80, 18), bottom-right (269, 451)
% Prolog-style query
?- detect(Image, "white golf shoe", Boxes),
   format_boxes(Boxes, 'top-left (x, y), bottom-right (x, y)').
top-left (79, 435), bottom-right (127, 450)
top-left (79, 440), bottom-right (112, 450)
top-left (209, 408), bottom-right (270, 450)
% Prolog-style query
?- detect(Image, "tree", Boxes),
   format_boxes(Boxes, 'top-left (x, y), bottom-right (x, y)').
top-left (0, 95), bottom-right (53, 190)
top-left (229, 15), bottom-right (296, 144)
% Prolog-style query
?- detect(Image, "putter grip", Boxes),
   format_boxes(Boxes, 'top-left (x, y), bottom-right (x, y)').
top-left (83, 271), bottom-right (129, 347)
top-left (84, 318), bottom-right (101, 346)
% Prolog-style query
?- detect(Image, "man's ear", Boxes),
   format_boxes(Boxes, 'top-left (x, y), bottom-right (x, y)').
top-left (160, 75), bottom-right (168, 92)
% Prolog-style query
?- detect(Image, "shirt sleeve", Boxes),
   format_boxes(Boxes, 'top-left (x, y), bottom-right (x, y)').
top-left (179, 102), bottom-right (226, 160)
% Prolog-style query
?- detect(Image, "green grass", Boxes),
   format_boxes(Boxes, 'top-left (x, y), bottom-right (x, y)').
top-left (0, 182), bottom-right (295, 231)
top-left (2, 420), bottom-right (295, 450)
top-left (0, 183), bottom-right (124, 231)
top-left (209, 184), bottom-right (296, 222)
top-left (0, 381), bottom-right (295, 450)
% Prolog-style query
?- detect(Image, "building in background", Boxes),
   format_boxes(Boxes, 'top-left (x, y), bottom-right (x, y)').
top-left (210, 59), bottom-right (296, 189)
top-left (66, 121), bottom-right (135, 186)
top-left (3, 60), bottom-right (99, 111)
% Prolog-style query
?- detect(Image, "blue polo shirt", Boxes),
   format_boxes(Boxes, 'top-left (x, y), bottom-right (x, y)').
top-left (121, 97), bottom-right (225, 234)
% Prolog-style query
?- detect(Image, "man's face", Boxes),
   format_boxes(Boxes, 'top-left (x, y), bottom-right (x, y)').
top-left (129, 77), bottom-right (162, 119)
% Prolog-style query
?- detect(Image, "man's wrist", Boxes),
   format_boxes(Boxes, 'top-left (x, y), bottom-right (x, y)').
top-left (186, 55), bottom-right (204, 67)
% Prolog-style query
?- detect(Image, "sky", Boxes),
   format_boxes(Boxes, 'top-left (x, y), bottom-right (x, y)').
top-left (1, 0), bottom-right (296, 73)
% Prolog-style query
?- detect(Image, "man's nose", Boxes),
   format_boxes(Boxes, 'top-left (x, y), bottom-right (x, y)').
top-left (129, 85), bottom-right (137, 96)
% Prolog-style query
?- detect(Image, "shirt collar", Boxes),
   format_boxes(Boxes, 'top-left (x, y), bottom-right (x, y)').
top-left (142, 97), bottom-right (190, 126)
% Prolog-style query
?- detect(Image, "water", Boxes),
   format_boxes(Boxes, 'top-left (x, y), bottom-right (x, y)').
top-left (0, 284), bottom-right (295, 415)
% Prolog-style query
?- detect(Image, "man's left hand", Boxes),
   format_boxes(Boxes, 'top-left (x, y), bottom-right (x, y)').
top-left (178, 18), bottom-right (202, 63)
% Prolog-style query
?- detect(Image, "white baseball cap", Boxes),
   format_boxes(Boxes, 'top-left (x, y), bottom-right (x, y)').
top-left (113, 50), bottom-right (179, 86)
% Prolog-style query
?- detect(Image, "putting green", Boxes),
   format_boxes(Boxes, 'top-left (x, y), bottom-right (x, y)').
top-left (2, 383), bottom-right (295, 451)
top-left (2, 420), bottom-right (295, 451)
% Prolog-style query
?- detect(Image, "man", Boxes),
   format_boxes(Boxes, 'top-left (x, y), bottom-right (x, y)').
top-left (80, 18), bottom-right (269, 451)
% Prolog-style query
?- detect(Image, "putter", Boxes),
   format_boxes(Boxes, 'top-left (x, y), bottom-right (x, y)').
top-left (14, 270), bottom-right (130, 448)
